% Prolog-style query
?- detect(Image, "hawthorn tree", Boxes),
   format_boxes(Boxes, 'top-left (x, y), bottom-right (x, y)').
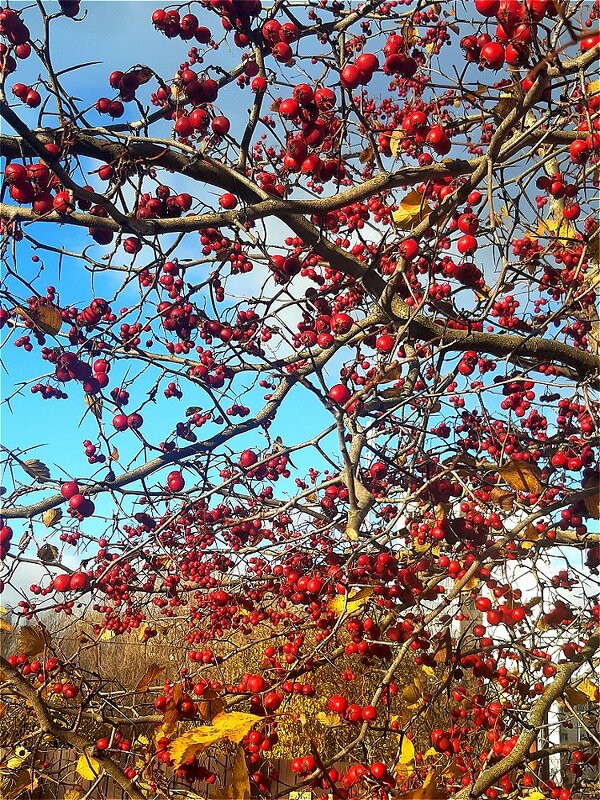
top-left (0, 0), bottom-right (599, 798)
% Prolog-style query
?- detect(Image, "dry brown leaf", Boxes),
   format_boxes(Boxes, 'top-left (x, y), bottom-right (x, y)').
top-left (17, 625), bottom-right (50, 657)
top-left (129, 67), bottom-right (153, 85)
top-left (84, 394), bottom-right (103, 420)
top-left (37, 543), bottom-right (59, 562)
top-left (23, 458), bottom-right (51, 481)
top-left (1, 768), bottom-right (39, 799)
top-left (498, 460), bottom-right (543, 494)
top-left (169, 712), bottom-right (261, 768)
top-left (16, 304), bottom-right (62, 335)
top-left (41, 508), bottom-right (62, 528)
top-left (564, 686), bottom-right (590, 706)
top-left (582, 475), bottom-right (599, 519)
top-left (134, 663), bottom-right (165, 693)
top-left (490, 487), bottom-right (515, 511)
top-left (197, 689), bottom-right (225, 721)
top-left (0, 617), bottom-right (12, 633)
top-left (359, 144), bottom-right (374, 164)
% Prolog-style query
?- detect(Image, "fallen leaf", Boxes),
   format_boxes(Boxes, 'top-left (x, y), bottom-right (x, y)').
top-left (499, 460), bottom-right (543, 494)
top-left (135, 663), bottom-right (165, 693)
top-left (42, 508), bottom-right (62, 528)
top-left (392, 190), bottom-right (431, 230)
top-left (23, 458), bottom-right (51, 481)
top-left (76, 754), bottom-right (102, 781)
top-left (169, 712), bottom-right (261, 768)
top-left (328, 586), bottom-right (373, 616)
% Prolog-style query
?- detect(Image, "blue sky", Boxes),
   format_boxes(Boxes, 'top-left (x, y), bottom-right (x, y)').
top-left (1, 1), bottom-right (590, 605)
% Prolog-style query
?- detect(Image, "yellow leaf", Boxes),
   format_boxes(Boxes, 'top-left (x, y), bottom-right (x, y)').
top-left (392, 190), bottom-right (431, 230)
top-left (397, 770), bottom-right (444, 800)
top-left (99, 629), bottom-right (114, 641)
top-left (315, 712), bottom-right (342, 727)
top-left (527, 792), bottom-right (547, 800)
top-left (0, 618), bottom-right (11, 633)
top-left (64, 789), bottom-right (82, 800)
top-left (587, 79), bottom-right (600, 96)
top-left (77, 754), bottom-right (102, 780)
top-left (395, 736), bottom-right (415, 781)
top-left (419, 664), bottom-right (435, 678)
top-left (520, 525), bottom-right (542, 549)
top-left (6, 745), bottom-right (30, 769)
top-left (389, 130), bottom-right (406, 157)
top-left (42, 508), bottom-right (62, 527)
top-left (169, 712), bottom-right (261, 768)
top-left (539, 212), bottom-right (576, 244)
top-left (574, 677), bottom-right (598, 702)
top-left (328, 586), bottom-right (373, 616)
top-left (135, 663), bottom-right (165, 693)
top-left (402, 675), bottom-right (424, 707)
top-left (209, 747), bottom-right (250, 800)
top-left (499, 461), bottom-right (543, 494)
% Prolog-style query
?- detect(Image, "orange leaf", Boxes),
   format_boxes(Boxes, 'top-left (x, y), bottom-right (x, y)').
top-left (499, 460), bottom-right (543, 494)
top-left (134, 663), bottom-right (165, 693)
